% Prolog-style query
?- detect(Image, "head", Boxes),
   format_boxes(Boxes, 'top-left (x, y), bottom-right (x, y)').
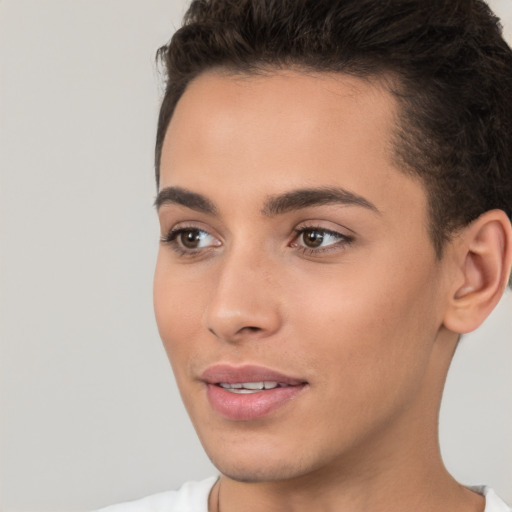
top-left (152, 0), bottom-right (512, 484)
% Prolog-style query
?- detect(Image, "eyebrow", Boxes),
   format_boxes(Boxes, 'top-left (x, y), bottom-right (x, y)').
top-left (154, 186), bottom-right (217, 214)
top-left (261, 187), bottom-right (380, 216)
top-left (154, 185), bottom-right (379, 216)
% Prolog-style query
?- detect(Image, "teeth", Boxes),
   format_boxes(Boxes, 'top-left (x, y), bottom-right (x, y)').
top-left (242, 382), bottom-right (264, 390)
top-left (218, 381), bottom-right (280, 391)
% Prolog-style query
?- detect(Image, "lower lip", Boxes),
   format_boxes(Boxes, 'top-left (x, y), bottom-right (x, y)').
top-left (206, 384), bottom-right (306, 421)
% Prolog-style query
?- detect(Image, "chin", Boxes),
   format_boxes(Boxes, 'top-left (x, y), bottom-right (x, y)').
top-left (211, 459), bottom-right (307, 484)
top-left (205, 442), bottom-right (321, 484)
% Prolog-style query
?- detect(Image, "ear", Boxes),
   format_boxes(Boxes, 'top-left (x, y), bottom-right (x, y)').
top-left (443, 210), bottom-right (512, 334)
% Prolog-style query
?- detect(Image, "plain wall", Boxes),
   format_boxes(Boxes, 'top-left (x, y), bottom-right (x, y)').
top-left (0, 1), bottom-right (510, 510)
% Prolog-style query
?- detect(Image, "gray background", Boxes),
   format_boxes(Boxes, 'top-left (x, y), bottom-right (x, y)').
top-left (0, 1), bottom-right (510, 511)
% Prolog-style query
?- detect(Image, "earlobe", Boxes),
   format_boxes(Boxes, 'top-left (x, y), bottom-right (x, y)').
top-left (443, 210), bottom-right (512, 334)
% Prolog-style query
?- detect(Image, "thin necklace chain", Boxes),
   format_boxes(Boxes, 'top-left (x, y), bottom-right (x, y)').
top-left (213, 479), bottom-right (221, 512)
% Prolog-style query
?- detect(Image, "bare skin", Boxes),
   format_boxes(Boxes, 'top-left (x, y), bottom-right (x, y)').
top-left (154, 70), bottom-right (510, 512)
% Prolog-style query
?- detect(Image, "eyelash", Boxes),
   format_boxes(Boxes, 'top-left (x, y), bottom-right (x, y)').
top-left (160, 225), bottom-right (354, 257)
top-left (291, 226), bottom-right (354, 256)
top-left (160, 226), bottom-right (218, 257)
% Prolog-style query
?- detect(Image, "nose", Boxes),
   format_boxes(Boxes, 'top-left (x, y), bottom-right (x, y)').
top-left (203, 248), bottom-right (282, 343)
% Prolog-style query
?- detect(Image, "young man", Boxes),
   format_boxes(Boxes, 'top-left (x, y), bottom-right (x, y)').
top-left (99, 0), bottom-right (512, 510)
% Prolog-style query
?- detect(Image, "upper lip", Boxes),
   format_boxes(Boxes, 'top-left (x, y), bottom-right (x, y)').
top-left (201, 364), bottom-right (306, 385)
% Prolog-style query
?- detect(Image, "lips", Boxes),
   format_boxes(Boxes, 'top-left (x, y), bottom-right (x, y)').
top-left (201, 364), bottom-right (307, 421)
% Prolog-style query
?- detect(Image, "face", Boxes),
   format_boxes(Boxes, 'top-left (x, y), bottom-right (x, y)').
top-left (154, 70), bottom-right (451, 482)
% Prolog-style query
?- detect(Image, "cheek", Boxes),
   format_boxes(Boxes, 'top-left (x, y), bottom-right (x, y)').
top-left (289, 256), bottom-right (440, 405)
top-left (153, 254), bottom-right (207, 369)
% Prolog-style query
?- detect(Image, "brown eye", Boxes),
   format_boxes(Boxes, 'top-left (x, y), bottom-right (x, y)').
top-left (180, 229), bottom-right (203, 249)
top-left (302, 229), bottom-right (325, 248)
top-left (163, 226), bottom-right (221, 253)
top-left (293, 226), bottom-right (353, 253)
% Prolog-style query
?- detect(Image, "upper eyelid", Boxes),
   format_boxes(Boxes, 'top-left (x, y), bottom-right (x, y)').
top-left (295, 219), bottom-right (356, 235)
top-left (165, 225), bottom-right (220, 242)
top-left (295, 225), bottom-right (347, 235)
top-left (293, 226), bottom-right (353, 245)
top-left (163, 220), bottom-right (219, 236)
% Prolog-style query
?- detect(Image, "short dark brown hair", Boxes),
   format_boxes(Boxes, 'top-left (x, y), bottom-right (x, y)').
top-left (155, 0), bottom-right (512, 264)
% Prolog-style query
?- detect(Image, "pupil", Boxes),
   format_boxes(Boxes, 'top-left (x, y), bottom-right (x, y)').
top-left (304, 230), bottom-right (324, 248)
top-left (181, 230), bottom-right (200, 248)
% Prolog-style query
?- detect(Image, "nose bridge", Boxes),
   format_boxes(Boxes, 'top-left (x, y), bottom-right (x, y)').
top-left (203, 240), bottom-right (281, 342)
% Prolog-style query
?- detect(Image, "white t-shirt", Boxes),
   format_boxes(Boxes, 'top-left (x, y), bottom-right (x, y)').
top-left (95, 477), bottom-right (511, 512)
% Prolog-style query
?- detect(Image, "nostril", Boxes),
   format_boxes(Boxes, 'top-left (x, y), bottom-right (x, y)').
top-left (204, 293), bottom-right (281, 341)
top-left (238, 326), bottom-right (263, 336)
top-left (208, 324), bottom-right (263, 341)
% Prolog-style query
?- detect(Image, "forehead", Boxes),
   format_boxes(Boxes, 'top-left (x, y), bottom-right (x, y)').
top-left (160, 69), bottom-right (427, 226)
top-left (163, 69), bottom-right (397, 178)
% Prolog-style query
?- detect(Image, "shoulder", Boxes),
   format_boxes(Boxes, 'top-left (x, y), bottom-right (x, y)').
top-left (469, 486), bottom-right (511, 512)
top-left (94, 476), bottom-right (218, 512)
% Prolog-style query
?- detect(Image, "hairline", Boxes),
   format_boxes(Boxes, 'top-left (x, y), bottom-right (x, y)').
top-left (155, 63), bottom-right (399, 184)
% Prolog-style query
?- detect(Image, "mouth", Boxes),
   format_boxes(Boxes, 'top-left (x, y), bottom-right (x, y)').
top-left (201, 365), bottom-right (308, 421)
